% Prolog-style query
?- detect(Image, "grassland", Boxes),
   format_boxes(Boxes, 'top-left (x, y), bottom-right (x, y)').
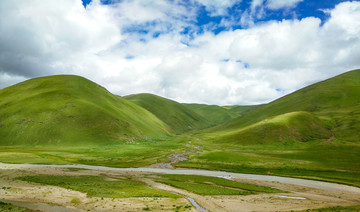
top-left (1, 134), bottom-right (358, 187)
top-left (16, 175), bottom-right (178, 198)
top-left (16, 173), bottom-right (282, 198)
top-left (176, 139), bottom-right (360, 187)
top-left (156, 179), bottom-right (253, 195)
top-left (0, 137), bottom-right (189, 167)
top-left (152, 174), bottom-right (283, 195)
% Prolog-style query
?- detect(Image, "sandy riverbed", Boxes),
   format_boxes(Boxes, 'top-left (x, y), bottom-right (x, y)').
top-left (0, 163), bottom-right (360, 212)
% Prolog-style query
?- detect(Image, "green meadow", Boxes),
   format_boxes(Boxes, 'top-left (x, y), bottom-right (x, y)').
top-left (16, 175), bottom-right (178, 198)
top-left (0, 137), bottom-right (189, 167)
top-left (151, 174), bottom-right (283, 195)
top-left (16, 173), bottom-right (282, 197)
top-left (176, 139), bottom-right (360, 187)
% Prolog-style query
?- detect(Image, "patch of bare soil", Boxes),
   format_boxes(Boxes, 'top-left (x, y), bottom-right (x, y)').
top-left (211, 178), bottom-right (360, 212)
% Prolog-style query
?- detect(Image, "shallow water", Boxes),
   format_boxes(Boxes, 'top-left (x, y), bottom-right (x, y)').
top-left (273, 195), bottom-right (307, 200)
top-left (186, 197), bottom-right (208, 212)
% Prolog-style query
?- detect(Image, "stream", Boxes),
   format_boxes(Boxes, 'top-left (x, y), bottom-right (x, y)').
top-left (186, 197), bottom-right (208, 212)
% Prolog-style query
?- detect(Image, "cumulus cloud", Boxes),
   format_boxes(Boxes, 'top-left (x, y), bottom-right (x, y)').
top-left (0, 0), bottom-right (121, 76)
top-left (0, 0), bottom-right (360, 105)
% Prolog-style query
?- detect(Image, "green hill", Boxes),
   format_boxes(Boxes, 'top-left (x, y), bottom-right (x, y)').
top-left (0, 75), bottom-right (170, 145)
top-left (184, 103), bottom-right (238, 126)
top-left (204, 69), bottom-right (360, 143)
top-left (124, 94), bottom-right (211, 133)
top-left (210, 111), bottom-right (332, 144)
top-left (222, 105), bottom-right (262, 116)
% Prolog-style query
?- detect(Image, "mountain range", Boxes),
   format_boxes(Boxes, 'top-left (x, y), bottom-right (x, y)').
top-left (0, 69), bottom-right (359, 146)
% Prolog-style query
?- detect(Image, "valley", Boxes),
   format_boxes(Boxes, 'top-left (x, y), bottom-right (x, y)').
top-left (0, 70), bottom-right (360, 211)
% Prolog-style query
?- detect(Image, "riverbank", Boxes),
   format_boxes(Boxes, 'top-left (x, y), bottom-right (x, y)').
top-left (1, 162), bottom-right (360, 211)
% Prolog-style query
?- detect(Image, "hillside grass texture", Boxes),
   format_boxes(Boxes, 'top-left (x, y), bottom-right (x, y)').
top-left (0, 75), bottom-right (170, 145)
top-left (125, 93), bottom-right (212, 133)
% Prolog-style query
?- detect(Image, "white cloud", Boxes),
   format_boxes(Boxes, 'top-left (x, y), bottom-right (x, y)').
top-left (193, 0), bottom-right (241, 16)
top-left (251, 0), bottom-right (264, 12)
top-left (0, 73), bottom-right (27, 89)
top-left (0, 0), bottom-right (121, 77)
top-left (1, 0), bottom-right (360, 105)
top-left (266, 0), bottom-right (303, 10)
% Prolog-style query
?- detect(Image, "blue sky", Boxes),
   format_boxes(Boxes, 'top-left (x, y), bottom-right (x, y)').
top-left (82, 0), bottom-right (350, 34)
top-left (1, 0), bottom-right (360, 105)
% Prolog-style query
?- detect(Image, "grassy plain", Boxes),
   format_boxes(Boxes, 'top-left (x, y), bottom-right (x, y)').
top-left (16, 173), bottom-right (282, 198)
top-left (16, 175), bottom-right (178, 198)
top-left (0, 137), bottom-right (189, 167)
top-left (176, 138), bottom-right (360, 187)
top-left (152, 174), bottom-right (283, 195)
top-left (0, 134), bottom-right (359, 187)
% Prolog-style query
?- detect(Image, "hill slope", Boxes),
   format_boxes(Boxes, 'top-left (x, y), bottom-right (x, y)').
top-left (184, 103), bottom-right (238, 126)
top-left (222, 105), bottom-right (262, 116)
top-left (124, 94), bottom-right (211, 133)
top-left (204, 69), bottom-right (360, 143)
top-left (210, 111), bottom-right (332, 144)
top-left (0, 75), bottom-right (170, 145)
